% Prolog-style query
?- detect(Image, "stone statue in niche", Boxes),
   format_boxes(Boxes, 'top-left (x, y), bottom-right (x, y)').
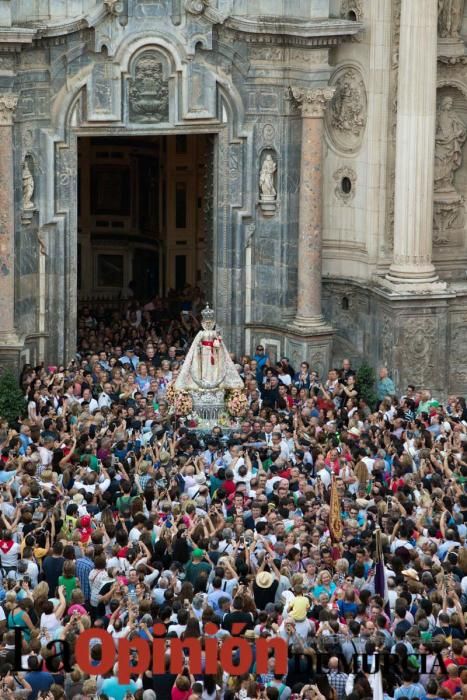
top-left (129, 55), bottom-right (169, 123)
top-left (434, 96), bottom-right (466, 193)
top-left (22, 159), bottom-right (34, 211)
top-left (438, 0), bottom-right (465, 39)
top-left (259, 154), bottom-right (277, 217)
top-left (259, 154), bottom-right (277, 198)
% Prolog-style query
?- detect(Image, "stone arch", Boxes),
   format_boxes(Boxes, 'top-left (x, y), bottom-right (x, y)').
top-left (38, 34), bottom-right (253, 363)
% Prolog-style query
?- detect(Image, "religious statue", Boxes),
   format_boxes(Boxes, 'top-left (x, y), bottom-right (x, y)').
top-left (438, 0), bottom-right (465, 39)
top-left (331, 76), bottom-right (365, 136)
top-left (259, 154), bottom-right (277, 198)
top-left (22, 159), bottom-right (35, 210)
top-left (175, 304), bottom-right (244, 391)
top-left (434, 96), bottom-right (467, 193)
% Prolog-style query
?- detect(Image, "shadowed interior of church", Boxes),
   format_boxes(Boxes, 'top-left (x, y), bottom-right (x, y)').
top-left (77, 134), bottom-right (213, 303)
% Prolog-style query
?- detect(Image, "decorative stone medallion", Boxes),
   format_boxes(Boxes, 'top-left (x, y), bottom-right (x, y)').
top-left (325, 66), bottom-right (367, 154)
top-left (129, 52), bottom-right (169, 123)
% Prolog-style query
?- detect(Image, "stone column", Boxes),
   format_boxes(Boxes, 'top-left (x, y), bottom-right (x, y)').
top-left (289, 86), bottom-right (334, 326)
top-left (386, 0), bottom-right (441, 287)
top-left (0, 94), bottom-right (18, 339)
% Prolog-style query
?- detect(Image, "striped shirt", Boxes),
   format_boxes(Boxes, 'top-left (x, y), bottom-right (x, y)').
top-left (75, 556), bottom-right (94, 601)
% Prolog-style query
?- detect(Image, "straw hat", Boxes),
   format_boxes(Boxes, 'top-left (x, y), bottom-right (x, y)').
top-left (255, 571), bottom-right (274, 589)
top-left (401, 568), bottom-right (420, 581)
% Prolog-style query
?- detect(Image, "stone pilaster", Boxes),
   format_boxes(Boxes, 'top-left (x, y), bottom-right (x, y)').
top-left (289, 86), bottom-right (334, 327)
top-left (0, 93), bottom-right (24, 369)
top-left (385, 0), bottom-right (444, 290)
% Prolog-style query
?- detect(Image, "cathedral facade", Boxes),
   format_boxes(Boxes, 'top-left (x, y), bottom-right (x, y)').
top-left (1, 0), bottom-right (467, 396)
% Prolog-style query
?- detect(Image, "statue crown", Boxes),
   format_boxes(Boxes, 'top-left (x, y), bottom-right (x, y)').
top-left (201, 303), bottom-right (215, 331)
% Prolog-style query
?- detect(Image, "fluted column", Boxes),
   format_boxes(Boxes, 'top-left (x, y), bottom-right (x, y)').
top-left (386, 0), bottom-right (439, 286)
top-left (289, 86), bottom-right (334, 326)
top-left (0, 94), bottom-right (18, 337)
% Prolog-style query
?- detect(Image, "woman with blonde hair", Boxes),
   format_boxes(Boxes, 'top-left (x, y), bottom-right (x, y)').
top-left (354, 460), bottom-right (370, 491)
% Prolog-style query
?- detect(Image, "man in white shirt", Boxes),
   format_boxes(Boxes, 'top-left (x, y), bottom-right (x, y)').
top-left (98, 383), bottom-right (113, 409)
top-left (79, 388), bottom-right (99, 414)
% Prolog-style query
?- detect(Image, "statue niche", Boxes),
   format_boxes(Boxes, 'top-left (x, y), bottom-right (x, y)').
top-left (129, 52), bottom-right (169, 123)
top-left (433, 92), bottom-right (467, 246)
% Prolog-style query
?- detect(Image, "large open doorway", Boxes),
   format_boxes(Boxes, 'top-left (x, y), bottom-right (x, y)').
top-left (77, 133), bottom-right (213, 305)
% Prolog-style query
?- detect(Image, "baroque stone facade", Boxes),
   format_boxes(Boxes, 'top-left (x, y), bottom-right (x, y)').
top-left (0, 0), bottom-right (466, 395)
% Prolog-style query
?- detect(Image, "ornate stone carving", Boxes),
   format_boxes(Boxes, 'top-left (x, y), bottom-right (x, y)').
top-left (129, 53), bottom-right (169, 123)
top-left (288, 86), bottom-right (335, 118)
top-left (450, 318), bottom-right (467, 384)
top-left (433, 197), bottom-right (465, 244)
top-left (438, 0), bottom-right (465, 38)
top-left (333, 166), bottom-right (357, 204)
top-left (326, 67), bottom-right (367, 153)
top-left (0, 94), bottom-right (18, 126)
top-left (341, 0), bottom-right (364, 20)
top-left (381, 315), bottom-right (393, 367)
top-left (401, 318), bottom-right (437, 386)
top-left (103, 0), bottom-right (123, 16)
top-left (22, 159), bottom-right (34, 211)
top-left (434, 95), bottom-right (466, 194)
top-left (259, 153), bottom-right (277, 217)
top-left (185, 0), bottom-right (209, 14)
top-left (262, 124), bottom-right (275, 143)
top-left (433, 94), bottom-right (467, 244)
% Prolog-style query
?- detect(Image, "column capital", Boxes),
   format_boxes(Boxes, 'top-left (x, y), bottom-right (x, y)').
top-left (288, 86), bottom-right (335, 118)
top-left (0, 94), bottom-right (18, 126)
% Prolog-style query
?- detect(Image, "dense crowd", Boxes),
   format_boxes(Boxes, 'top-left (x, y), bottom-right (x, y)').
top-left (0, 292), bottom-right (466, 700)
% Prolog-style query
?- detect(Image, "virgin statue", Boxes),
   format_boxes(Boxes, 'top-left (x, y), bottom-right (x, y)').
top-left (434, 96), bottom-right (467, 193)
top-left (175, 304), bottom-right (244, 391)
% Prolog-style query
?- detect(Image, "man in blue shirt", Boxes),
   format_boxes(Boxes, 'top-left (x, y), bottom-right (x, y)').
top-left (376, 367), bottom-right (396, 403)
top-left (253, 344), bottom-right (268, 384)
top-left (24, 656), bottom-right (54, 700)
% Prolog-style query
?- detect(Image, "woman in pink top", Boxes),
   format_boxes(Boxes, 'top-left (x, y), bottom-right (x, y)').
top-left (171, 673), bottom-right (195, 700)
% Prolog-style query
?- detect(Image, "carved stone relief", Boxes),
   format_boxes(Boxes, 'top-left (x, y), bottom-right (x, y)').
top-left (333, 166), bottom-right (357, 204)
top-left (326, 66), bottom-right (367, 154)
top-left (433, 88), bottom-right (467, 245)
top-left (400, 318), bottom-right (437, 386)
top-left (438, 0), bottom-right (465, 38)
top-left (129, 52), bottom-right (169, 123)
top-left (381, 314), bottom-right (393, 368)
top-left (449, 315), bottom-right (467, 384)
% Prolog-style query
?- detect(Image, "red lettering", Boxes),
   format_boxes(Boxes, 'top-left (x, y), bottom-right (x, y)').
top-left (152, 624), bottom-right (168, 675)
top-left (169, 638), bottom-right (203, 675)
top-left (255, 637), bottom-right (288, 675)
top-left (204, 623), bottom-right (220, 674)
top-left (219, 636), bottom-right (253, 675)
top-left (118, 636), bottom-right (151, 684)
top-left (75, 629), bottom-right (114, 677)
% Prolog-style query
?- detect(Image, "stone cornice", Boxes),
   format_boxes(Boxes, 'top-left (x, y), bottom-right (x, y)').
top-left (288, 86), bottom-right (335, 117)
top-left (0, 27), bottom-right (35, 52)
top-left (0, 94), bottom-right (18, 125)
top-left (225, 15), bottom-right (362, 41)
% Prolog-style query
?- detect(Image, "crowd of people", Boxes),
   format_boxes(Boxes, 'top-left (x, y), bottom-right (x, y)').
top-left (0, 295), bottom-right (465, 700)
